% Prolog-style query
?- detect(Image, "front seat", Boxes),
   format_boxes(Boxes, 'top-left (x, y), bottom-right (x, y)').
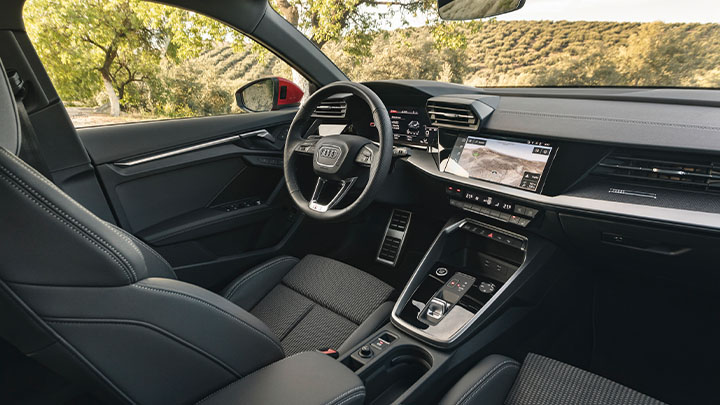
top-left (439, 353), bottom-right (666, 405)
top-left (0, 58), bottom-right (386, 404)
top-left (221, 254), bottom-right (394, 355)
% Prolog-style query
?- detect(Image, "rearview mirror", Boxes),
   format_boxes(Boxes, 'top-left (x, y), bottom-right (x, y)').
top-left (438, 0), bottom-right (524, 20)
top-left (236, 77), bottom-right (304, 113)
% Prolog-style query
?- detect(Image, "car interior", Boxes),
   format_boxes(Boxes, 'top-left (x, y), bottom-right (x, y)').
top-left (1, 0), bottom-right (719, 404)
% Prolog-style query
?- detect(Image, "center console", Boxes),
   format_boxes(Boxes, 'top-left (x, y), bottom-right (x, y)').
top-left (338, 213), bottom-right (556, 404)
top-left (390, 217), bottom-right (542, 347)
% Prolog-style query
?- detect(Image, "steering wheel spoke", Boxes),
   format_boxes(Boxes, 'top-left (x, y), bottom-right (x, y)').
top-left (308, 177), bottom-right (357, 213)
top-left (354, 144), bottom-right (377, 167)
top-left (294, 138), bottom-right (318, 155)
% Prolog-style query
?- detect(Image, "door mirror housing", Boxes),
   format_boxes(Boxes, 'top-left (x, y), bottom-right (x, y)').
top-left (437, 0), bottom-right (524, 20)
top-left (235, 77), bottom-right (304, 113)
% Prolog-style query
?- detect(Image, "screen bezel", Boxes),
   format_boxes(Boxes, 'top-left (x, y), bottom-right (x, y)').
top-left (444, 133), bottom-right (557, 194)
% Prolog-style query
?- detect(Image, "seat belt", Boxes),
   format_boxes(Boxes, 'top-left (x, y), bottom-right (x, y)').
top-left (6, 70), bottom-right (53, 180)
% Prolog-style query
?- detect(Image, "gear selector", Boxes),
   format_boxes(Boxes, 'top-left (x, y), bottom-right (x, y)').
top-left (418, 272), bottom-right (476, 326)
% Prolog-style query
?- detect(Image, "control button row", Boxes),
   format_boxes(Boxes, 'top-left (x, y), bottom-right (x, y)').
top-left (451, 199), bottom-right (531, 227)
top-left (215, 198), bottom-right (263, 212)
top-left (355, 145), bottom-right (374, 165)
top-left (295, 142), bottom-right (317, 154)
top-left (460, 222), bottom-right (525, 250)
top-left (513, 204), bottom-right (538, 218)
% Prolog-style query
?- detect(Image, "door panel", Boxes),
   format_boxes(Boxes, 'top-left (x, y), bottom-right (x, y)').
top-left (80, 108), bottom-right (296, 164)
top-left (78, 111), bottom-right (301, 290)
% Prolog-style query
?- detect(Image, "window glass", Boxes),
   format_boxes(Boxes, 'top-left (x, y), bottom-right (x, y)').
top-left (24, 0), bottom-right (299, 128)
top-left (271, 0), bottom-right (720, 88)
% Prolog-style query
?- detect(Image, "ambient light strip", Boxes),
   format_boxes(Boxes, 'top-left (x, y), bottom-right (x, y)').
top-left (114, 129), bottom-right (271, 167)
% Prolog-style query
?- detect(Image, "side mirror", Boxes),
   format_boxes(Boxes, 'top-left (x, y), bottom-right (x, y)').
top-left (235, 77), bottom-right (304, 113)
top-left (438, 0), bottom-right (525, 20)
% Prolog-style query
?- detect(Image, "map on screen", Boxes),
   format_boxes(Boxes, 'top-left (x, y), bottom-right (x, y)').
top-left (444, 136), bottom-right (552, 191)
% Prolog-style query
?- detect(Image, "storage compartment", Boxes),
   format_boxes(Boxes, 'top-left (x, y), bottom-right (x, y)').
top-left (359, 346), bottom-right (432, 405)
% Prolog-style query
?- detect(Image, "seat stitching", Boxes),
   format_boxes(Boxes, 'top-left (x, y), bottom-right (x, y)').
top-left (0, 149), bottom-right (143, 275)
top-left (276, 302), bottom-right (316, 341)
top-left (225, 256), bottom-right (298, 301)
top-left (331, 392), bottom-right (365, 405)
top-left (133, 284), bottom-right (284, 355)
top-left (281, 281), bottom-right (366, 325)
top-left (280, 281), bottom-right (360, 321)
top-left (456, 360), bottom-right (520, 405)
top-left (324, 386), bottom-right (365, 405)
top-left (0, 163), bottom-right (137, 281)
top-left (113, 224), bottom-right (173, 271)
top-left (45, 318), bottom-right (241, 378)
top-left (461, 363), bottom-right (519, 405)
top-left (0, 174), bottom-right (132, 282)
top-left (194, 352), bottom-right (308, 404)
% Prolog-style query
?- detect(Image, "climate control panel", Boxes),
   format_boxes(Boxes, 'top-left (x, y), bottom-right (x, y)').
top-left (446, 184), bottom-right (539, 226)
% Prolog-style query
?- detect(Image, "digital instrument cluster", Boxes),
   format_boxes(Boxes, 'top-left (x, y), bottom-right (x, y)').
top-left (382, 106), bottom-right (438, 147)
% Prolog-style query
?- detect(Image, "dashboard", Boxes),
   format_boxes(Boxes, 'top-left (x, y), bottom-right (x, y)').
top-left (312, 80), bottom-right (720, 237)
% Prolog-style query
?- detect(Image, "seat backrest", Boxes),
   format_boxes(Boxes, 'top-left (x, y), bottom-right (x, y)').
top-left (0, 58), bottom-right (284, 404)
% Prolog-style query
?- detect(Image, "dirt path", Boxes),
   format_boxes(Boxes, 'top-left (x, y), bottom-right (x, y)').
top-left (65, 106), bottom-right (162, 128)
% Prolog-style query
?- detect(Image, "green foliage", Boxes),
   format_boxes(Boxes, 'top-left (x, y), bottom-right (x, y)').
top-left (24, 0), bottom-right (243, 115)
top-left (271, 0), bottom-right (445, 57)
top-left (24, 0), bottom-right (720, 123)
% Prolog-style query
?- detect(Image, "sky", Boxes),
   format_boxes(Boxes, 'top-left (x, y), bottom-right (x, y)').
top-left (390, 0), bottom-right (720, 27)
top-left (496, 0), bottom-right (720, 24)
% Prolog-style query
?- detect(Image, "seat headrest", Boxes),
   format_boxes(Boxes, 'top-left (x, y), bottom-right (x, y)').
top-left (0, 57), bottom-right (21, 155)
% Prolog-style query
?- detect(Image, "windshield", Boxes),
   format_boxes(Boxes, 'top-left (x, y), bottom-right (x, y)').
top-left (273, 0), bottom-right (720, 88)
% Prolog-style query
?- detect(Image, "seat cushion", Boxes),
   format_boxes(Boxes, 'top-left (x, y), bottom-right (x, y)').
top-left (224, 254), bottom-right (394, 355)
top-left (441, 353), bottom-right (667, 405)
top-left (505, 353), bottom-right (667, 405)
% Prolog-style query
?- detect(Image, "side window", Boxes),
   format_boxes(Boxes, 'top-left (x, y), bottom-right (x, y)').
top-left (24, 0), bottom-right (300, 128)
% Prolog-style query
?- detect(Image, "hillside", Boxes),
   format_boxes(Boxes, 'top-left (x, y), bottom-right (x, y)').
top-left (194, 20), bottom-right (720, 89)
top-left (66, 19), bottom-right (720, 125)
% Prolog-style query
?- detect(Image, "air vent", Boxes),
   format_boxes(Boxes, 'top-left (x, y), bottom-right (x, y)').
top-left (311, 99), bottom-right (347, 119)
top-left (377, 209), bottom-right (412, 266)
top-left (427, 101), bottom-right (479, 130)
top-left (593, 152), bottom-right (720, 194)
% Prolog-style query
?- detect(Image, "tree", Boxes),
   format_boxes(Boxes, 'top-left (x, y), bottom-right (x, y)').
top-left (25, 0), bottom-right (236, 116)
top-left (271, 0), bottom-right (468, 88)
top-left (274, 0), bottom-right (435, 51)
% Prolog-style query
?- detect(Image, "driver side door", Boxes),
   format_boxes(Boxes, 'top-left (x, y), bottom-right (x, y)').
top-left (33, 3), bottom-right (310, 291)
top-left (79, 109), bottom-right (300, 291)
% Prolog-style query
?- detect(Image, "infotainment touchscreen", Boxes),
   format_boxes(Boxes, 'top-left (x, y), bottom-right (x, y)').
top-left (444, 136), bottom-right (553, 192)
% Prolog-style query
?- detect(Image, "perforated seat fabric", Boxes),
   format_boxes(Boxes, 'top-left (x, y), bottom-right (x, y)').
top-left (224, 254), bottom-right (394, 355)
top-left (505, 354), bottom-right (667, 405)
top-left (440, 353), bottom-right (666, 405)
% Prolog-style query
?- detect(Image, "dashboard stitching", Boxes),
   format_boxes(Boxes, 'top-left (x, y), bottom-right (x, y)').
top-left (497, 110), bottom-right (720, 132)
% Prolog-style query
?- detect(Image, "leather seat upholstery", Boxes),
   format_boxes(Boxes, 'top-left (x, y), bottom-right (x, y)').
top-left (440, 353), bottom-right (667, 405)
top-left (223, 254), bottom-right (394, 355)
top-left (0, 57), bottom-right (370, 405)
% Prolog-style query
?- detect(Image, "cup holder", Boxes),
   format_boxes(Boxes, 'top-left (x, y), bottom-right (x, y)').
top-left (360, 346), bottom-right (432, 405)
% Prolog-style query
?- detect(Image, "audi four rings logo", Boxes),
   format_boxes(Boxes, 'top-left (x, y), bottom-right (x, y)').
top-left (318, 146), bottom-right (340, 160)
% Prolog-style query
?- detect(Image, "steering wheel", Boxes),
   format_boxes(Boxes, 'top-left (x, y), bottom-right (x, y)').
top-left (283, 81), bottom-right (393, 221)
